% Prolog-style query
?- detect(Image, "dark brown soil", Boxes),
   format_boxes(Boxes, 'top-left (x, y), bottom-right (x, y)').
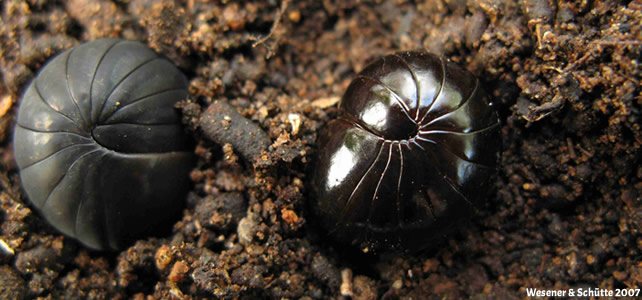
top-left (0, 0), bottom-right (640, 299)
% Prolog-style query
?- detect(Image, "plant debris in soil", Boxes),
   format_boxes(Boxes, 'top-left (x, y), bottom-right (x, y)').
top-left (0, 0), bottom-right (640, 299)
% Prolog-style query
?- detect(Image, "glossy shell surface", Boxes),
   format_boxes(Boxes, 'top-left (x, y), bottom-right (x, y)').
top-left (312, 51), bottom-right (501, 252)
top-left (13, 38), bottom-right (194, 250)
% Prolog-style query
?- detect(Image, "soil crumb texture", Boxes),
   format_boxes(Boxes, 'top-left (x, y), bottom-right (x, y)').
top-left (0, 0), bottom-right (640, 299)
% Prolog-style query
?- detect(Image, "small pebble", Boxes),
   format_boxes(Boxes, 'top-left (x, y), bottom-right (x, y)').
top-left (340, 268), bottom-right (353, 297)
top-left (169, 261), bottom-right (190, 282)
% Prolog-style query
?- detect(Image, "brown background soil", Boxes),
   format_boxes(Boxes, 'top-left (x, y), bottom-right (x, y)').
top-left (0, 0), bottom-right (640, 299)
